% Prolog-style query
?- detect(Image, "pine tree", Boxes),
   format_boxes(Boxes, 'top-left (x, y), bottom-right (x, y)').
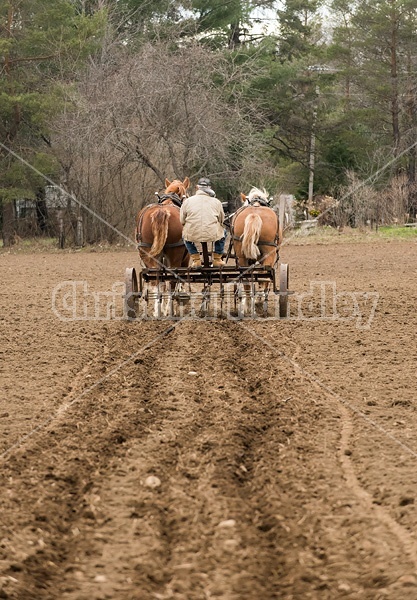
top-left (350, 0), bottom-right (417, 156)
top-left (249, 0), bottom-right (333, 197)
top-left (0, 0), bottom-right (106, 244)
top-left (277, 0), bottom-right (324, 61)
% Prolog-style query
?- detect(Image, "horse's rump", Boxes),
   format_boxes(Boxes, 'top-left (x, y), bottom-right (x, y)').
top-left (149, 207), bottom-right (171, 257)
top-left (233, 205), bottom-right (279, 266)
top-left (242, 213), bottom-right (262, 259)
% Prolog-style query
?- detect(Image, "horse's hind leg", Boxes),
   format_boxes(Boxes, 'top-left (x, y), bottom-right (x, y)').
top-left (237, 282), bottom-right (252, 318)
top-left (252, 281), bottom-right (270, 317)
top-left (234, 252), bottom-right (250, 317)
top-left (258, 246), bottom-right (277, 316)
top-left (162, 280), bottom-right (176, 318)
top-left (162, 248), bottom-right (185, 318)
top-left (144, 282), bottom-right (161, 319)
top-left (139, 253), bottom-right (162, 318)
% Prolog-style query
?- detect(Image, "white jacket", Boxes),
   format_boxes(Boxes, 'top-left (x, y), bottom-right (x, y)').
top-left (180, 190), bottom-right (225, 242)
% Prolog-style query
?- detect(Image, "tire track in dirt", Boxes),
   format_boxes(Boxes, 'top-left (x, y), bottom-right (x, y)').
top-left (277, 331), bottom-right (417, 575)
top-left (338, 408), bottom-right (417, 570)
top-left (3, 319), bottom-right (285, 599)
top-left (1, 318), bottom-right (332, 599)
top-left (245, 331), bottom-right (417, 599)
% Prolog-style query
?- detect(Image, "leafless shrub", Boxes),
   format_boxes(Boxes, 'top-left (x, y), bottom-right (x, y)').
top-left (326, 171), bottom-right (416, 228)
top-left (378, 173), bottom-right (415, 224)
top-left (329, 171), bottom-right (374, 228)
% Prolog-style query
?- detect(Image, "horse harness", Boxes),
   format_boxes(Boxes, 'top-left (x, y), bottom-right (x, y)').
top-left (247, 196), bottom-right (271, 208)
top-left (155, 192), bottom-right (183, 208)
top-left (136, 198), bottom-right (186, 251)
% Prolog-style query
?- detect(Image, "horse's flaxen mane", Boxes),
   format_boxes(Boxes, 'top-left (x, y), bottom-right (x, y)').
top-left (248, 187), bottom-right (269, 203)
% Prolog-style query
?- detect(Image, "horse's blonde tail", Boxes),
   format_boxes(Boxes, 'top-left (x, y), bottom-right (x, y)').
top-left (241, 214), bottom-right (262, 259)
top-left (149, 208), bottom-right (170, 256)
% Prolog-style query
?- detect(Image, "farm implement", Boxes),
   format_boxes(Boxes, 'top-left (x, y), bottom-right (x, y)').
top-left (124, 243), bottom-right (290, 320)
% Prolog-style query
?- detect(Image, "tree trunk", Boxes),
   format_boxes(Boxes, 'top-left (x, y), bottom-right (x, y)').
top-left (390, 5), bottom-right (400, 154)
top-left (35, 187), bottom-right (48, 234)
top-left (228, 22), bottom-right (241, 50)
top-left (406, 50), bottom-right (417, 219)
top-left (2, 199), bottom-right (16, 247)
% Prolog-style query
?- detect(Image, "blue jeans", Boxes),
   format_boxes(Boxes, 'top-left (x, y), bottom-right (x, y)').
top-left (185, 236), bottom-right (226, 255)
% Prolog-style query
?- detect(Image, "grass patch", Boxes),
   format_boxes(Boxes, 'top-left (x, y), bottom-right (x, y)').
top-left (0, 237), bottom-right (132, 254)
top-left (286, 225), bottom-right (417, 245)
top-left (0, 236), bottom-right (58, 253)
top-left (377, 225), bottom-right (417, 239)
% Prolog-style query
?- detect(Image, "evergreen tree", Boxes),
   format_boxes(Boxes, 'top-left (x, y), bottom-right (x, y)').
top-left (326, 0), bottom-right (417, 214)
top-left (350, 0), bottom-right (417, 155)
top-left (0, 0), bottom-right (106, 244)
top-left (246, 0), bottom-right (333, 197)
top-left (277, 0), bottom-right (324, 61)
top-left (191, 0), bottom-right (251, 48)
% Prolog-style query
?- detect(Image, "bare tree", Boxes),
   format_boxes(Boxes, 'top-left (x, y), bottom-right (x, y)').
top-left (53, 40), bottom-right (269, 242)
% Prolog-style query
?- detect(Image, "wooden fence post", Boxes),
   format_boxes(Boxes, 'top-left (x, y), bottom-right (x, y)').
top-left (58, 210), bottom-right (65, 249)
top-left (278, 195), bottom-right (286, 243)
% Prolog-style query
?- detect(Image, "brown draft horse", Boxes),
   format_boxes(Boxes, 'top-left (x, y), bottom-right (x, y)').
top-left (135, 177), bottom-right (190, 315)
top-left (232, 187), bottom-right (280, 313)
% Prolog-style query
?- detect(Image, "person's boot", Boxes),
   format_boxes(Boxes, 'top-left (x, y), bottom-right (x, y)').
top-left (212, 252), bottom-right (225, 267)
top-left (190, 253), bottom-right (202, 268)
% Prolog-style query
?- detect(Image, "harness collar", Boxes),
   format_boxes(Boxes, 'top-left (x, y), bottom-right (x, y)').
top-left (249, 196), bottom-right (271, 207)
top-left (156, 192), bottom-right (183, 208)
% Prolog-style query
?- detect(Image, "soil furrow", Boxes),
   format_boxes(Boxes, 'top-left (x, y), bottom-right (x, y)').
top-left (1, 243), bottom-right (417, 600)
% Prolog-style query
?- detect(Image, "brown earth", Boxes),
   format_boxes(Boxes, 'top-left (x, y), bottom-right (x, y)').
top-left (1, 239), bottom-right (417, 600)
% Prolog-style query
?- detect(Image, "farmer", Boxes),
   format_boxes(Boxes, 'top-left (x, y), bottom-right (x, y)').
top-left (180, 177), bottom-right (226, 268)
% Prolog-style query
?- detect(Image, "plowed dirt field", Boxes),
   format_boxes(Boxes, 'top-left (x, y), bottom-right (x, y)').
top-left (1, 239), bottom-right (417, 600)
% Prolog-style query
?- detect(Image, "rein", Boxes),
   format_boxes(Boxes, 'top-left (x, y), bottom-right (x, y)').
top-left (232, 235), bottom-right (278, 248)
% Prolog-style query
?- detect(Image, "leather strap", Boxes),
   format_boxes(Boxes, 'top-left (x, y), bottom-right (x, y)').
top-left (157, 193), bottom-right (182, 208)
top-left (233, 234), bottom-right (278, 247)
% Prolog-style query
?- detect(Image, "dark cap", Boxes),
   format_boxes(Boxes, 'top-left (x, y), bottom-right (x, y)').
top-left (197, 177), bottom-right (211, 188)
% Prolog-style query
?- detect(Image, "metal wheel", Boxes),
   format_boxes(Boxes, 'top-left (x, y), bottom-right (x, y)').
top-left (167, 290), bottom-right (175, 319)
top-left (124, 267), bottom-right (139, 319)
top-left (279, 263), bottom-right (289, 318)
